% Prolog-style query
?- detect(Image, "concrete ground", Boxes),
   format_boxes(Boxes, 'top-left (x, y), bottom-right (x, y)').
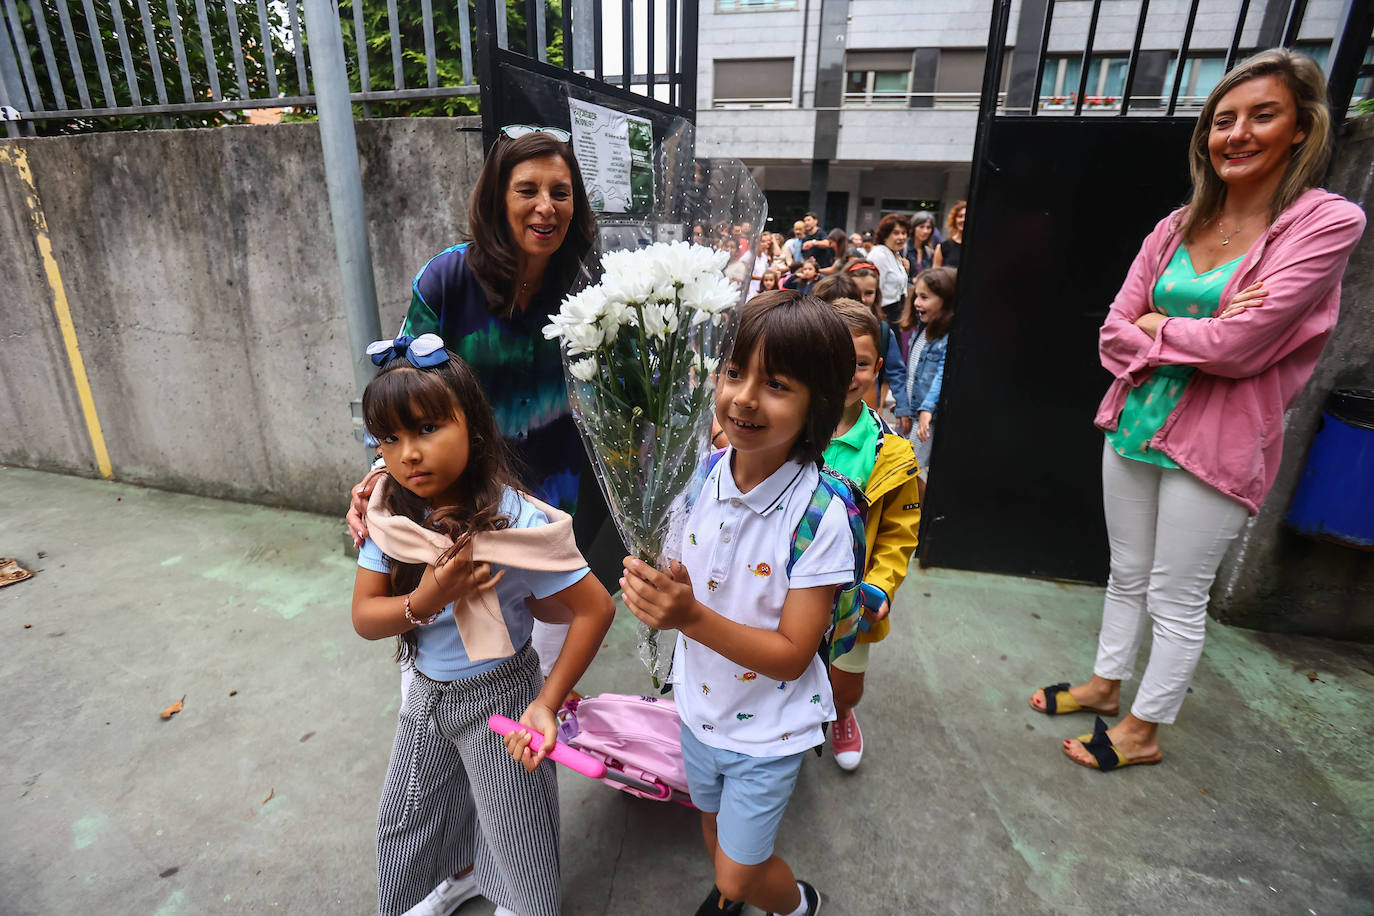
top-left (1, 466), bottom-right (1372, 916)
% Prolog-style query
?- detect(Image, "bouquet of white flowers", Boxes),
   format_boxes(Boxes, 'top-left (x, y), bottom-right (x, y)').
top-left (543, 237), bottom-right (755, 682)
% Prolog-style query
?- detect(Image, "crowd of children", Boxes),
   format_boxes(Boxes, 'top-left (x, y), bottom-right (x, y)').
top-left (348, 210), bottom-right (960, 915)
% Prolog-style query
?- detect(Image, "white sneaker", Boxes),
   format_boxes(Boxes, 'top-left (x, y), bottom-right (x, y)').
top-left (402, 872), bottom-right (481, 916)
top-left (831, 709), bottom-right (863, 771)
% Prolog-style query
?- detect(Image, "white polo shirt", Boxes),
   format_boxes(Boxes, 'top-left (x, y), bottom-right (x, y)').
top-left (670, 449), bottom-right (853, 757)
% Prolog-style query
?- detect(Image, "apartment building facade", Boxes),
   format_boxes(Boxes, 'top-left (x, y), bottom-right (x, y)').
top-left (694, 0), bottom-right (1363, 236)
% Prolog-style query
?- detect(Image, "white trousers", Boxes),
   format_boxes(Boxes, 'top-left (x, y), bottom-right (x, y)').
top-left (1094, 441), bottom-right (1248, 724)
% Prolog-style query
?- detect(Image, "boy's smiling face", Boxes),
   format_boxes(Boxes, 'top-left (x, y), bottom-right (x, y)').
top-left (846, 333), bottom-right (882, 408)
top-left (715, 341), bottom-right (810, 470)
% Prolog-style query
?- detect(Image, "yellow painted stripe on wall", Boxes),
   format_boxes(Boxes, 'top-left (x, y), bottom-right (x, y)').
top-left (0, 144), bottom-right (113, 478)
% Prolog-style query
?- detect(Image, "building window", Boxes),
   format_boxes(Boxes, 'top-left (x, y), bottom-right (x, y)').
top-left (1163, 54), bottom-right (1226, 109)
top-left (1039, 54), bottom-right (1128, 109)
top-left (715, 0), bottom-right (798, 11)
top-left (712, 58), bottom-right (794, 107)
top-left (843, 50), bottom-right (913, 107)
top-left (934, 49), bottom-right (985, 107)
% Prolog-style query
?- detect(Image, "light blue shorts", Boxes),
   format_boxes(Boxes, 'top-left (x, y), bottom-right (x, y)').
top-left (679, 722), bottom-right (806, 866)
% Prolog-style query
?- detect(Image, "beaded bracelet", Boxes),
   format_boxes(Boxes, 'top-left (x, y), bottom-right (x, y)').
top-left (403, 591), bottom-right (442, 627)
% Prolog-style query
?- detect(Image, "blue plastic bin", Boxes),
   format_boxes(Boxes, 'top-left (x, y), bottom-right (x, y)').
top-left (1286, 389), bottom-right (1374, 548)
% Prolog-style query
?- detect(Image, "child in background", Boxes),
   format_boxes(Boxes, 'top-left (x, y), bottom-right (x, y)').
top-left (822, 300), bottom-right (922, 771)
top-left (903, 267), bottom-right (957, 479)
top-left (781, 258), bottom-right (819, 294)
top-left (352, 336), bottom-right (615, 916)
top-left (621, 290), bottom-right (856, 916)
top-left (825, 265), bottom-right (912, 434)
top-left (759, 270), bottom-right (780, 292)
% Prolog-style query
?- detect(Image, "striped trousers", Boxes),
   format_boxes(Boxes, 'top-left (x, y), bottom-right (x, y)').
top-left (376, 644), bottom-right (561, 916)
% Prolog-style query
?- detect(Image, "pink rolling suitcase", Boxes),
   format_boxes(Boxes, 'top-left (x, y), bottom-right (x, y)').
top-left (490, 693), bottom-right (693, 806)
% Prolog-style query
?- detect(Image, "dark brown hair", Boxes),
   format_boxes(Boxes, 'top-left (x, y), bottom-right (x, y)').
top-left (874, 212), bottom-right (913, 247)
top-left (907, 267), bottom-right (957, 339)
top-left (467, 133), bottom-right (597, 314)
top-left (726, 289), bottom-right (854, 467)
top-left (812, 273), bottom-right (860, 303)
top-left (829, 297), bottom-right (883, 354)
top-left (362, 352), bottom-right (520, 662)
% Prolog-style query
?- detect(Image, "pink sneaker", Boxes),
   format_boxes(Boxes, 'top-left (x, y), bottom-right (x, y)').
top-left (831, 709), bottom-right (863, 771)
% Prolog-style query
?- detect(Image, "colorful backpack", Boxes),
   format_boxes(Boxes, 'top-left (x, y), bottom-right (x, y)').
top-left (686, 449), bottom-right (870, 664)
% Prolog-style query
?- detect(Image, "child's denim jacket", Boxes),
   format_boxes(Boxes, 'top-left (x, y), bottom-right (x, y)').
top-left (906, 333), bottom-right (948, 416)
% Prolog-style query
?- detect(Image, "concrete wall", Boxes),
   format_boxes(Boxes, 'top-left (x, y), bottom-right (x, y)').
top-left (1210, 114), bottom-right (1374, 642)
top-left (0, 117), bottom-right (483, 514)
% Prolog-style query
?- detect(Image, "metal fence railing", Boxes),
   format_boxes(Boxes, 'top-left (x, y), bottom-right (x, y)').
top-left (0, 0), bottom-right (697, 135)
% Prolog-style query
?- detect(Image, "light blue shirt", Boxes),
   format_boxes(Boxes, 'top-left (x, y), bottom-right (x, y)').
top-left (358, 488), bottom-right (589, 680)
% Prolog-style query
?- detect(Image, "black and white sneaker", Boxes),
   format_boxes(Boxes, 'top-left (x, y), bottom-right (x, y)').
top-left (694, 884), bottom-right (745, 916)
top-left (766, 880), bottom-right (821, 916)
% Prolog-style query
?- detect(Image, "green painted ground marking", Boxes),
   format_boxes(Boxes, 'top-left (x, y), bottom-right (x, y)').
top-left (152, 889), bottom-right (186, 916)
top-left (72, 813), bottom-right (109, 850)
top-left (160, 555), bottom-right (184, 567)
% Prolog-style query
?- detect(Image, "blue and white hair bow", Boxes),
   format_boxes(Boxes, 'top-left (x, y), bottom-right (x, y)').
top-left (366, 334), bottom-right (449, 368)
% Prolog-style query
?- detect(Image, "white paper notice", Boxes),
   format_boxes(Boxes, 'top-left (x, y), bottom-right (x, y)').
top-left (569, 98), bottom-right (653, 214)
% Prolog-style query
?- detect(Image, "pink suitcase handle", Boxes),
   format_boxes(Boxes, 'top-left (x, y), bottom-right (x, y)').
top-left (488, 714), bottom-right (607, 779)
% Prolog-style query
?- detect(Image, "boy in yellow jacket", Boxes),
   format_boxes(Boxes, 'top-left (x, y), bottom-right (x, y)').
top-left (822, 299), bottom-right (923, 771)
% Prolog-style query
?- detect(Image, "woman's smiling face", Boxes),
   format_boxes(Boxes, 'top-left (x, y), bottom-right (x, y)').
top-left (1207, 74), bottom-right (1306, 190)
top-left (505, 154), bottom-right (575, 260)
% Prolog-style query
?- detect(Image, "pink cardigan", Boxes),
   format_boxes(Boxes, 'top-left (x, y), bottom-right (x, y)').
top-left (1095, 188), bottom-right (1366, 514)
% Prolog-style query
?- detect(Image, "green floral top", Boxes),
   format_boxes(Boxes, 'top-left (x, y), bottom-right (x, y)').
top-left (1107, 245), bottom-right (1242, 468)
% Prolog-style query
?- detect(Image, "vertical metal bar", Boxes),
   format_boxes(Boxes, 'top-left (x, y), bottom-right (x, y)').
top-left (1119, 0), bottom-right (1151, 115)
top-left (1281, 0), bottom-right (1308, 47)
top-left (138, 0), bottom-right (168, 105)
top-left (225, 0), bottom-right (250, 98)
top-left (679, 0), bottom-right (696, 119)
top-left (386, 0), bottom-right (401, 88)
top-left (620, 0), bottom-right (630, 91)
top-left (533, 0), bottom-right (547, 64)
top-left (495, 0), bottom-right (508, 48)
top-left (458, 0), bottom-right (473, 83)
top-left (1071, 0), bottom-right (1103, 116)
top-left (645, 0), bottom-right (654, 98)
top-left (252, 0), bottom-right (277, 98)
top-left (1224, 0), bottom-right (1252, 72)
top-left (301, 0), bottom-right (382, 407)
top-left (1165, 0), bottom-right (1200, 116)
top-left (562, 0), bottom-right (572, 71)
top-left (351, 0), bottom-right (370, 91)
top-left (165, 0), bottom-right (196, 103)
top-left (106, 0), bottom-right (143, 104)
top-left (286, 0), bottom-right (308, 94)
top-left (1029, 0), bottom-right (1055, 116)
top-left (2, 0), bottom-right (41, 108)
top-left (1325, 0), bottom-right (1374, 123)
top-left (667, 0), bottom-right (677, 104)
top-left (28, 0), bottom-right (66, 108)
top-left (523, 0), bottom-right (536, 57)
top-left (473, 0), bottom-right (499, 149)
top-left (592, 0), bottom-right (602, 80)
top-left (0, 10), bottom-right (34, 119)
top-left (420, 0), bottom-right (436, 87)
top-left (54, 0), bottom-right (91, 108)
top-left (79, 0), bottom-right (116, 105)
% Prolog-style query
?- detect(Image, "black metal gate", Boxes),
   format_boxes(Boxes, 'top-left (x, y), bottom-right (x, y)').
top-left (921, 0), bottom-right (1374, 583)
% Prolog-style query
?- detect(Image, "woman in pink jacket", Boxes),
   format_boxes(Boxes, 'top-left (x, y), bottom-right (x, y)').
top-left (1028, 49), bottom-right (1366, 770)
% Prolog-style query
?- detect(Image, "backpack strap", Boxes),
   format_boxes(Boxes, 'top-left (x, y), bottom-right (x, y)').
top-left (785, 468), bottom-right (869, 665)
top-left (682, 448), bottom-right (728, 516)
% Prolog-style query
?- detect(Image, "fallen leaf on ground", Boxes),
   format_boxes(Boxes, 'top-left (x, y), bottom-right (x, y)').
top-left (1306, 671), bottom-right (1323, 683)
top-left (262, 788), bottom-right (275, 805)
top-left (0, 558), bottom-right (34, 588)
top-left (229, 690), bottom-right (237, 697)
top-left (160, 696), bottom-right (185, 719)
